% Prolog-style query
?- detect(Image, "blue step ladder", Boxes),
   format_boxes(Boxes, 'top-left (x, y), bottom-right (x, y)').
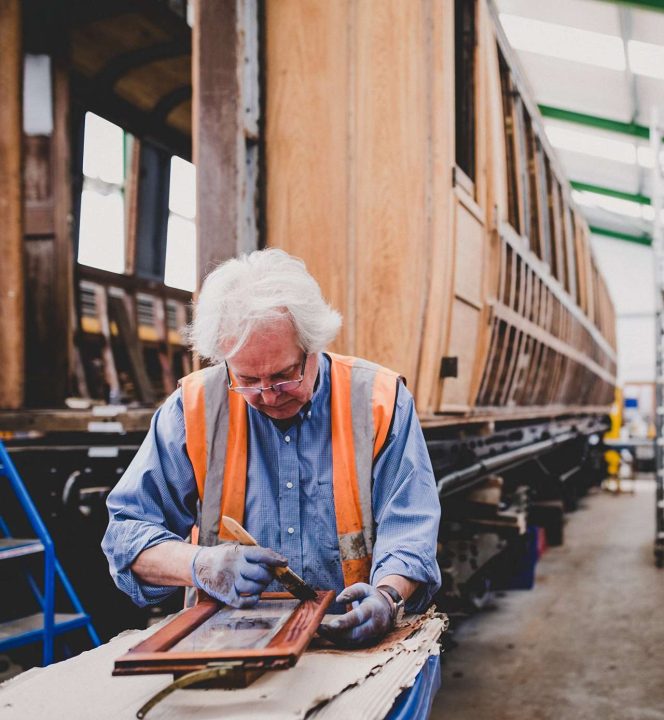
top-left (0, 440), bottom-right (100, 665)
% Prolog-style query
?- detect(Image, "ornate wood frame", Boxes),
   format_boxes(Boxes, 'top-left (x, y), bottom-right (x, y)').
top-left (113, 591), bottom-right (335, 679)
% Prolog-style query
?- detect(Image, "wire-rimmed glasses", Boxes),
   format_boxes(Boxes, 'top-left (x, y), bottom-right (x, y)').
top-left (226, 354), bottom-right (308, 396)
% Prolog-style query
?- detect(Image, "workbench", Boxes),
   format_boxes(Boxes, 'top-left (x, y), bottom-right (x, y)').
top-left (0, 610), bottom-right (446, 720)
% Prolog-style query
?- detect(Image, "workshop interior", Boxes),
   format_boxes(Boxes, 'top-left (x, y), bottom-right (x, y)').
top-left (0, 1), bottom-right (663, 719)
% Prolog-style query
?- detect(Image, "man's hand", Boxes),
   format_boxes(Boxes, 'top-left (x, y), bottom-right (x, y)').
top-left (192, 543), bottom-right (288, 607)
top-left (318, 582), bottom-right (395, 647)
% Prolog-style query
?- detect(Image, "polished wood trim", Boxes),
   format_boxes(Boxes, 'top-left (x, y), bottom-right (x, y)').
top-left (113, 590), bottom-right (335, 675)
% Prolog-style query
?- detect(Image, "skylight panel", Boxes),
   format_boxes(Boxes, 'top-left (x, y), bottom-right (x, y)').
top-left (573, 189), bottom-right (664, 225)
top-left (499, 13), bottom-right (626, 70)
top-left (545, 124), bottom-right (637, 164)
top-left (628, 39), bottom-right (664, 80)
top-left (572, 190), bottom-right (643, 218)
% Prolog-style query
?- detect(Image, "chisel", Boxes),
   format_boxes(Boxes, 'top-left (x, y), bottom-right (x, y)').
top-left (221, 515), bottom-right (317, 601)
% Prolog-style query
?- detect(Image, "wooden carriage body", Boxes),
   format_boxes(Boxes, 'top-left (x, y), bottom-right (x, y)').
top-left (265, 0), bottom-right (616, 427)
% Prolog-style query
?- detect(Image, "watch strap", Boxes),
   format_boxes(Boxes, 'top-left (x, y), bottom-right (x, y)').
top-left (376, 584), bottom-right (405, 623)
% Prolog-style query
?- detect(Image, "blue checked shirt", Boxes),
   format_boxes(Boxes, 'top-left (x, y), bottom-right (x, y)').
top-left (102, 354), bottom-right (441, 611)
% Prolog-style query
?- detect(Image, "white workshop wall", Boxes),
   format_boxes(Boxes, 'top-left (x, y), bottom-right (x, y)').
top-left (591, 234), bottom-right (655, 383)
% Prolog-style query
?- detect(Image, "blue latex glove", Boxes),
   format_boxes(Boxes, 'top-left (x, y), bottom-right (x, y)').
top-left (318, 582), bottom-right (395, 647)
top-left (191, 543), bottom-right (288, 608)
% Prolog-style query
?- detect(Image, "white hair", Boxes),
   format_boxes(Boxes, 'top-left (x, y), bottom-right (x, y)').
top-left (189, 249), bottom-right (342, 363)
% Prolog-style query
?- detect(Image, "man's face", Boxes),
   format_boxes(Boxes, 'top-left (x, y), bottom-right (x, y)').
top-left (225, 317), bottom-right (318, 420)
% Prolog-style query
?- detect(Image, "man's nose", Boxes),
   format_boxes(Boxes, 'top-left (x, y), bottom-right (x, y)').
top-left (259, 387), bottom-right (281, 404)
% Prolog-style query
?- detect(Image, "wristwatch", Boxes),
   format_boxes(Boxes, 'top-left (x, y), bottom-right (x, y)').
top-left (376, 584), bottom-right (405, 624)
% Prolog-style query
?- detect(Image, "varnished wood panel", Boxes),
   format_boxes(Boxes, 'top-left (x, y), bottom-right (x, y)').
top-left (353, 0), bottom-right (429, 385)
top-left (264, 0), bottom-right (616, 423)
top-left (266, 0), bottom-right (351, 350)
top-left (0, 0), bottom-right (23, 409)
top-left (415, 0), bottom-right (455, 414)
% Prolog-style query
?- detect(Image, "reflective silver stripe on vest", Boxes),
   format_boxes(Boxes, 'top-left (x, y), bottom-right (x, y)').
top-left (200, 364), bottom-right (231, 547)
top-left (338, 530), bottom-right (370, 561)
top-left (349, 359), bottom-right (381, 556)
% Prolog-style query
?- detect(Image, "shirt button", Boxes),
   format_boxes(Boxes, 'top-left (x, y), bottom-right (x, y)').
top-left (285, 435), bottom-right (291, 443)
top-left (287, 527), bottom-right (295, 534)
top-left (286, 482), bottom-right (293, 489)
top-left (307, 411), bottom-right (312, 419)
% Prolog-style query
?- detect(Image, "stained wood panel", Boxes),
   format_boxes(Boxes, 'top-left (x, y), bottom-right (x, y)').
top-left (0, 0), bottom-right (24, 409)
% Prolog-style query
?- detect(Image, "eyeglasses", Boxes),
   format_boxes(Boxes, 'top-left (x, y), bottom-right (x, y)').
top-left (226, 354), bottom-right (308, 396)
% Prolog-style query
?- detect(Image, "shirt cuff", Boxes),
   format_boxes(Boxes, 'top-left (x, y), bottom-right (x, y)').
top-left (371, 552), bottom-right (441, 613)
top-left (113, 524), bottom-right (190, 607)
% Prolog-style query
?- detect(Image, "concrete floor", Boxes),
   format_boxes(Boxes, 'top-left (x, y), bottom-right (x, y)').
top-left (431, 478), bottom-right (664, 720)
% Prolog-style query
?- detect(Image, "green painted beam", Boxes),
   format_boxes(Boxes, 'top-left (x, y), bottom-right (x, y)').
top-left (538, 105), bottom-right (650, 140)
top-left (589, 225), bottom-right (652, 245)
top-left (571, 181), bottom-right (651, 205)
top-left (590, 0), bottom-right (664, 13)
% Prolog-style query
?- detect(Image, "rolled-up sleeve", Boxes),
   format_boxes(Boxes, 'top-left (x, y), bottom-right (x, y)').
top-left (370, 382), bottom-right (442, 612)
top-left (101, 389), bottom-right (198, 607)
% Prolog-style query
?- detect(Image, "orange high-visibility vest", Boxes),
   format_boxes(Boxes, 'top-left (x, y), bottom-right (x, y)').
top-left (180, 352), bottom-right (400, 588)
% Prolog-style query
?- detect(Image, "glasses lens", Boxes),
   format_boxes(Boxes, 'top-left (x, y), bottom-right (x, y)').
top-left (233, 387), bottom-right (262, 396)
top-left (273, 380), bottom-right (300, 393)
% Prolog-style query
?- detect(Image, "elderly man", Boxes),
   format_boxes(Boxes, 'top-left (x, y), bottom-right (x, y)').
top-left (102, 249), bottom-right (440, 645)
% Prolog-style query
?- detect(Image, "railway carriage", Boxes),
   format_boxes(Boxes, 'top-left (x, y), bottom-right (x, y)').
top-left (0, 0), bottom-right (615, 628)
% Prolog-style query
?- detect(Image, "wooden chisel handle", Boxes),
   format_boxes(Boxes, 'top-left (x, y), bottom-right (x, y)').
top-left (221, 515), bottom-right (317, 600)
top-left (222, 515), bottom-right (259, 546)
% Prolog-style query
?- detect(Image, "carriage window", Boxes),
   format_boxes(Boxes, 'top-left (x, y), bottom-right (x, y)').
top-left (455, 0), bottom-right (477, 183)
top-left (164, 155), bottom-right (197, 292)
top-left (499, 52), bottom-right (520, 232)
top-left (77, 112), bottom-right (128, 274)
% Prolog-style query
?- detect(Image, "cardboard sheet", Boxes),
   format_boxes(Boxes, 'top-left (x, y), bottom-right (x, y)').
top-left (0, 610), bottom-right (447, 720)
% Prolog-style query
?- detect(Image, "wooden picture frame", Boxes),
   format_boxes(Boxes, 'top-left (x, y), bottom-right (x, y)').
top-left (113, 590), bottom-right (335, 684)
